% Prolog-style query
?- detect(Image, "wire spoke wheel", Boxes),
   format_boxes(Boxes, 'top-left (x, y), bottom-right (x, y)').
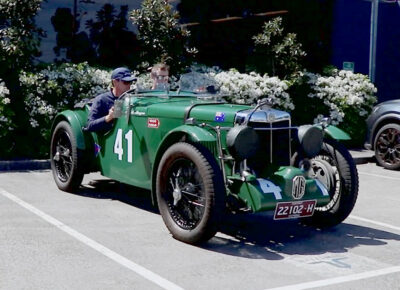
top-left (166, 158), bottom-right (206, 230)
top-left (156, 142), bottom-right (225, 244)
top-left (375, 124), bottom-right (400, 170)
top-left (50, 121), bottom-right (84, 192)
top-left (53, 130), bottom-right (74, 183)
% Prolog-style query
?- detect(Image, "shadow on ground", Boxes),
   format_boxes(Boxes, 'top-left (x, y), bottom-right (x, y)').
top-left (204, 212), bottom-right (400, 259)
top-left (75, 178), bottom-right (400, 260)
top-left (75, 178), bottom-right (158, 214)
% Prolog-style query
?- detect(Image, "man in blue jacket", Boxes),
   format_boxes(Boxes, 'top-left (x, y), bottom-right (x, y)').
top-left (86, 67), bottom-right (136, 132)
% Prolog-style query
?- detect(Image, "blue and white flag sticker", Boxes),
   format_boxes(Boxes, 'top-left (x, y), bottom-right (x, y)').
top-left (214, 112), bottom-right (225, 122)
top-left (94, 143), bottom-right (101, 157)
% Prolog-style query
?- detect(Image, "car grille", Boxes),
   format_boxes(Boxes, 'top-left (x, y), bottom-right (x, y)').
top-left (247, 120), bottom-right (292, 169)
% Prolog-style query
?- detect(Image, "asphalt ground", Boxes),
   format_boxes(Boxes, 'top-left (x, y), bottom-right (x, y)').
top-left (0, 151), bottom-right (399, 289)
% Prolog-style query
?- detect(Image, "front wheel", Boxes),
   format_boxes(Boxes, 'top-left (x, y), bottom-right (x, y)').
top-left (156, 142), bottom-right (225, 244)
top-left (294, 139), bottom-right (359, 228)
top-left (50, 121), bottom-right (84, 192)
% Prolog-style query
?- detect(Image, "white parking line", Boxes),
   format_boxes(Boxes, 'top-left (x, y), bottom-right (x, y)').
top-left (358, 171), bottom-right (400, 181)
top-left (264, 213), bottom-right (400, 289)
top-left (0, 188), bottom-right (184, 290)
top-left (350, 215), bottom-right (400, 232)
top-left (265, 266), bottom-right (400, 290)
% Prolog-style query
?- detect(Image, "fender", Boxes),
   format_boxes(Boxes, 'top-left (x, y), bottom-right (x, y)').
top-left (316, 125), bottom-right (351, 141)
top-left (167, 124), bottom-right (216, 143)
top-left (51, 110), bottom-right (88, 150)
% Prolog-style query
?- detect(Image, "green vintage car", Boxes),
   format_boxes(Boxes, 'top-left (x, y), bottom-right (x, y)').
top-left (50, 74), bottom-right (358, 244)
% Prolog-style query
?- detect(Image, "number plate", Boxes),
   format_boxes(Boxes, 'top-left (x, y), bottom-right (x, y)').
top-left (274, 200), bottom-right (316, 220)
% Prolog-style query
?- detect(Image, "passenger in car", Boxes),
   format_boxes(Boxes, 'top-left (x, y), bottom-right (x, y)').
top-left (151, 63), bottom-right (170, 90)
top-left (86, 67), bottom-right (136, 132)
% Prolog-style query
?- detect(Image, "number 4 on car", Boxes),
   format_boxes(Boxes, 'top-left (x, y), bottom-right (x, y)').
top-left (50, 73), bottom-right (359, 245)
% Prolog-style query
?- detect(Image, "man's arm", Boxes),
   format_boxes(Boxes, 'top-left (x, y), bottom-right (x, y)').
top-left (86, 98), bottom-right (114, 132)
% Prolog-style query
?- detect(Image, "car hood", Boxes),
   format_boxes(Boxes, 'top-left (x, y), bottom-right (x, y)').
top-left (371, 99), bottom-right (400, 116)
top-left (145, 99), bottom-right (250, 125)
top-left (376, 99), bottom-right (400, 107)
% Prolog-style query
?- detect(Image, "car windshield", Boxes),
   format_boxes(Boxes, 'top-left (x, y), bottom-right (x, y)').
top-left (178, 72), bottom-right (219, 95)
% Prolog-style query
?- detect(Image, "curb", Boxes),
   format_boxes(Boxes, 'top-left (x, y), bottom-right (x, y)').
top-left (348, 149), bottom-right (375, 165)
top-left (352, 155), bottom-right (375, 165)
top-left (0, 159), bottom-right (51, 171)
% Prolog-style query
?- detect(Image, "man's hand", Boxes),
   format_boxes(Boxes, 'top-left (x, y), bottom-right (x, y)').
top-left (105, 106), bottom-right (115, 123)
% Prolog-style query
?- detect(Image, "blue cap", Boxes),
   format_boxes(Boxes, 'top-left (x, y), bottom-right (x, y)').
top-left (111, 67), bottom-right (136, 82)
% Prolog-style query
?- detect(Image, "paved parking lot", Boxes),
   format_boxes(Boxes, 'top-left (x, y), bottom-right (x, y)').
top-left (0, 161), bottom-right (399, 290)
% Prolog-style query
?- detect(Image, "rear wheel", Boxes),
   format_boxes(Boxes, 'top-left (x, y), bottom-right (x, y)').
top-left (156, 142), bottom-right (225, 244)
top-left (50, 121), bottom-right (84, 192)
top-left (374, 123), bottom-right (400, 170)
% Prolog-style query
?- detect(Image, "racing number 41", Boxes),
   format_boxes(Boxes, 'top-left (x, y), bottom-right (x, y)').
top-left (114, 129), bottom-right (133, 163)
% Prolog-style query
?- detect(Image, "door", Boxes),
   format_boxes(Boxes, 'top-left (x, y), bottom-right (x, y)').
top-left (95, 95), bottom-right (152, 189)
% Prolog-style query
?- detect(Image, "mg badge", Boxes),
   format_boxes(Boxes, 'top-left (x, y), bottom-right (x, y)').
top-left (292, 176), bottom-right (306, 199)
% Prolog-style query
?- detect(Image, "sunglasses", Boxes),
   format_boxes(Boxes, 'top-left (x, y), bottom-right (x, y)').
top-left (121, 80), bottom-right (133, 85)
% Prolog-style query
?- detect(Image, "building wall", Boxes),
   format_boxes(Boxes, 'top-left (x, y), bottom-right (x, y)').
top-left (331, 0), bottom-right (370, 75)
top-left (375, 2), bottom-right (400, 102)
top-left (331, 0), bottom-right (400, 102)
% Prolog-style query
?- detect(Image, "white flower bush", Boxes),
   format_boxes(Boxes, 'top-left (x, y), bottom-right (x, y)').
top-left (305, 69), bottom-right (377, 125)
top-left (214, 69), bottom-right (293, 111)
top-left (289, 68), bottom-right (377, 145)
top-left (20, 62), bottom-right (111, 129)
top-left (0, 80), bottom-right (10, 104)
top-left (0, 80), bottom-right (13, 139)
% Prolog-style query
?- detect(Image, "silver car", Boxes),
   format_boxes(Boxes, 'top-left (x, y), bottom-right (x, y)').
top-left (365, 99), bottom-right (400, 170)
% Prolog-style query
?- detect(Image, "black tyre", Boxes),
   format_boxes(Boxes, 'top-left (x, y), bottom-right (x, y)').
top-left (156, 142), bottom-right (225, 244)
top-left (374, 123), bottom-right (400, 170)
top-left (296, 139), bottom-right (359, 228)
top-left (50, 121), bottom-right (84, 192)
